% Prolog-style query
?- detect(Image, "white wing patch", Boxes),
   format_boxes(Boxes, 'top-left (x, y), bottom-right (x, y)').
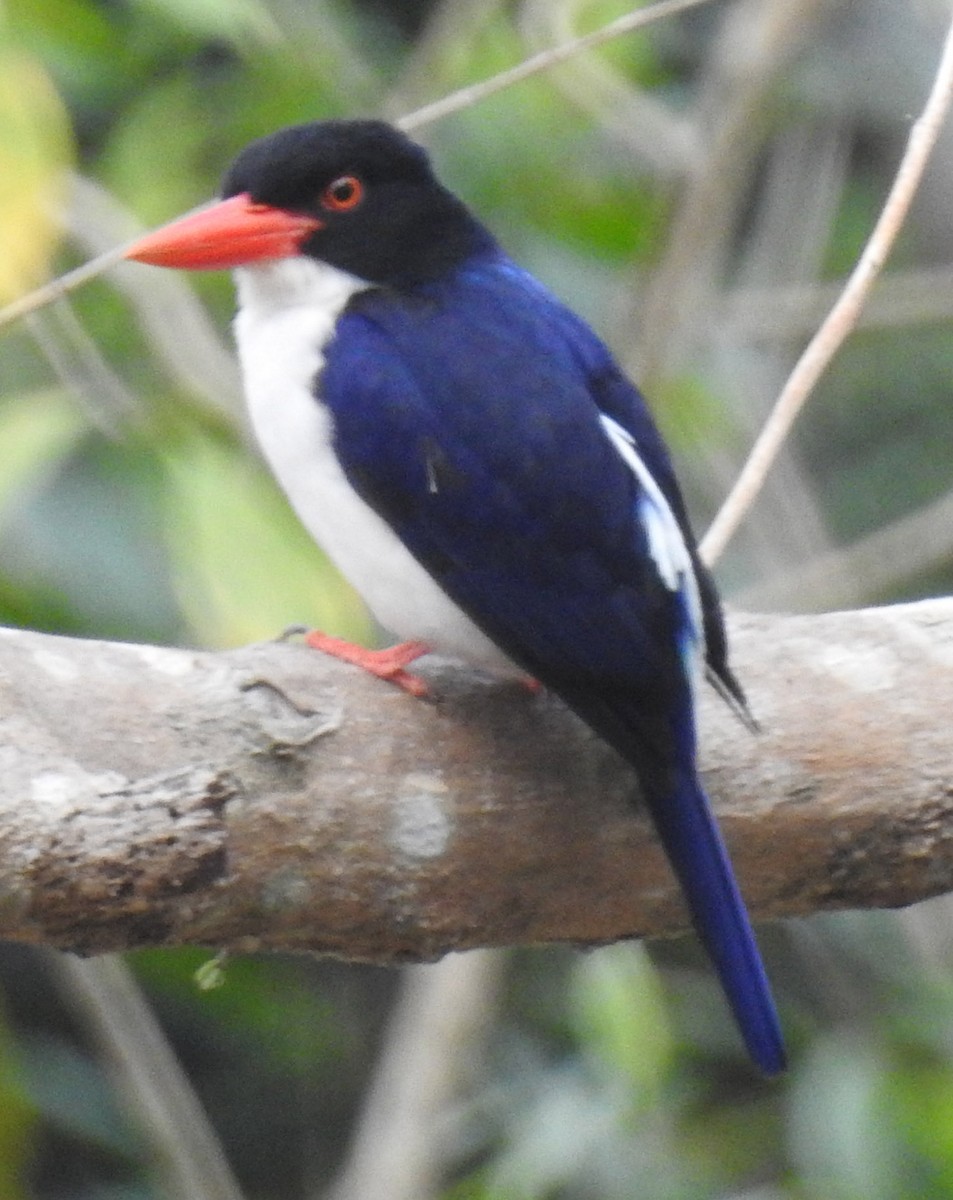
top-left (599, 414), bottom-right (704, 679)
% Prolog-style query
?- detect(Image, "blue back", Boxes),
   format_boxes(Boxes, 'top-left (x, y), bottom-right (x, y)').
top-left (319, 249), bottom-right (785, 1074)
top-left (322, 251), bottom-right (689, 702)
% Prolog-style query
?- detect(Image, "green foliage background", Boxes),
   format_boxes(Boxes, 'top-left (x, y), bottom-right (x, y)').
top-left (2, 1), bottom-right (953, 1197)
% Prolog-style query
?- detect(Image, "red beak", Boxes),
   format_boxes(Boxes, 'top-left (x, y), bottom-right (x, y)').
top-left (123, 193), bottom-right (323, 270)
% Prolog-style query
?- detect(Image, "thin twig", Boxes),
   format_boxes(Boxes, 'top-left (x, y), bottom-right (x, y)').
top-left (0, 244), bottom-right (127, 330)
top-left (381, 0), bottom-right (506, 124)
top-left (68, 175), bottom-right (243, 418)
top-left (0, 0), bottom-right (713, 334)
top-left (323, 952), bottom-right (505, 1200)
top-left (516, 0), bottom-right (698, 174)
top-left (699, 9), bottom-right (953, 566)
top-left (397, 0), bottom-right (712, 133)
top-left (0, 195), bottom-right (217, 332)
top-left (633, 0), bottom-right (827, 385)
top-left (52, 953), bottom-right (247, 1200)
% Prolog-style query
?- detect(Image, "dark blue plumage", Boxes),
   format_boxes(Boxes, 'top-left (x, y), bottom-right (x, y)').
top-left (124, 118), bottom-right (785, 1074)
top-left (322, 249), bottom-right (784, 1074)
top-left (324, 256), bottom-right (677, 682)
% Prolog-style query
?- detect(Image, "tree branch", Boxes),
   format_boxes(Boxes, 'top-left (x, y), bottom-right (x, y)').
top-left (2, 600), bottom-right (951, 961)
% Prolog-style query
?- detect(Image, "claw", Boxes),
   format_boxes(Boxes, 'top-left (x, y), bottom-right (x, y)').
top-left (303, 632), bottom-right (431, 696)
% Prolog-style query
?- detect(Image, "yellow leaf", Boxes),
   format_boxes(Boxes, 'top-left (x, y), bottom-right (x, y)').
top-left (0, 45), bottom-right (73, 304)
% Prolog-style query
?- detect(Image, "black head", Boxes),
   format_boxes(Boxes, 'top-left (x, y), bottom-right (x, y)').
top-left (221, 120), bottom-right (494, 288)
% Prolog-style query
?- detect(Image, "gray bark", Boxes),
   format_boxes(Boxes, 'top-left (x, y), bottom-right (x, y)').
top-left (1, 598), bottom-right (951, 960)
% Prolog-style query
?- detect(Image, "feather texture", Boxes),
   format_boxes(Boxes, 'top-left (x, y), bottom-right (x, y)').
top-left (130, 118), bottom-right (784, 1072)
top-left (313, 249), bottom-right (784, 1073)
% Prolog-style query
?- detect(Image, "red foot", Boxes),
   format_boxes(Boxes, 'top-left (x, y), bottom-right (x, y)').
top-left (520, 677), bottom-right (543, 695)
top-left (303, 632), bottom-right (431, 697)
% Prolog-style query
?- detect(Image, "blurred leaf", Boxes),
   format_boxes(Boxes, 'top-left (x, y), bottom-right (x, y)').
top-left (892, 1060), bottom-right (953, 1196)
top-left (19, 1036), bottom-right (136, 1156)
top-left (424, 12), bottom-right (670, 272)
top-left (5, 0), bottom-right (133, 112)
top-left (130, 949), bottom-right (348, 1074)
top-left (0, 389), bottom-right (86, 518)
top-left (0, 432), bottom-right (185, 642)
top-left (102, 76), bottom-right (224, 223)
top-left (569, 944), bottom-right (675, 1097)
top-left (574, 0), bottom-right (675, 84)
top-left (0, 37), bottom-right (73, 304)
top-left (160, 428), bottom-right (370, 646)
top-left (653, 370), bottom-right (731, 454)
top-left (800, 327), bottom-right (953, 545)
top-left (0, 1001), bottom-right (37, 1200)
top-left (127, 0), bottom-right (281, 45)
top-left (789, 1034), bottom-right (902, 1200)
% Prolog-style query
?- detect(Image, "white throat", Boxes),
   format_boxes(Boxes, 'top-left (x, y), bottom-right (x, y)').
top-left (231, 256), bottom-right (516, 673)
top-left (234, 255), bottom-right (368, 319)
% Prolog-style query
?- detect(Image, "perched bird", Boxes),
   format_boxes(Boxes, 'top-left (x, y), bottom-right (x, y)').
top-left (125, 119), bottom-right (784, 1074)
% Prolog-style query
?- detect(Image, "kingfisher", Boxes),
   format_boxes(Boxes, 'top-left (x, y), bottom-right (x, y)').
top-left (124, 119), bottom-right (784, 1074)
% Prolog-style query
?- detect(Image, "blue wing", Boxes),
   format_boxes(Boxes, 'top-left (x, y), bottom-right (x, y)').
top-left (320, 251), bottom-right (784, 1073)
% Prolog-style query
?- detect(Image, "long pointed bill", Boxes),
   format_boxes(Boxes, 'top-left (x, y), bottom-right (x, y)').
top-left (123, 193), bottom-right (323, 270)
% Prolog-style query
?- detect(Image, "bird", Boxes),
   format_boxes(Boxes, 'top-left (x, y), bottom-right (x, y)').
top-left (124, 118), bottom-right (785, 1075)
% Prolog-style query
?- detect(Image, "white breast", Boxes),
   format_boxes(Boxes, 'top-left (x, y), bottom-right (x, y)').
top-left (232, 258), bottom-right (516, 673)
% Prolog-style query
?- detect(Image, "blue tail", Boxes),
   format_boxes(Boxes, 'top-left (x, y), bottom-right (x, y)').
top-left (555, 684), bottom-right (785, 1075)
top-left (641, 760), bottom-right (786, 1075)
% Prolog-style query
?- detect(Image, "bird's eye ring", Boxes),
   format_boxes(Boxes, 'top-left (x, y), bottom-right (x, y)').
top-left (320, 175), bottom-right (364, 212)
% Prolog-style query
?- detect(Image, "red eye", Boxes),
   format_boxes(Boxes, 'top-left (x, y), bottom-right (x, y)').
top-left (320, 175), bottom-right (364, 212)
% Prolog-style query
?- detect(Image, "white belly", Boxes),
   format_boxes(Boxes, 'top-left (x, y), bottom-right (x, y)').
top-left (233, 258), bottom-right (516, 673)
